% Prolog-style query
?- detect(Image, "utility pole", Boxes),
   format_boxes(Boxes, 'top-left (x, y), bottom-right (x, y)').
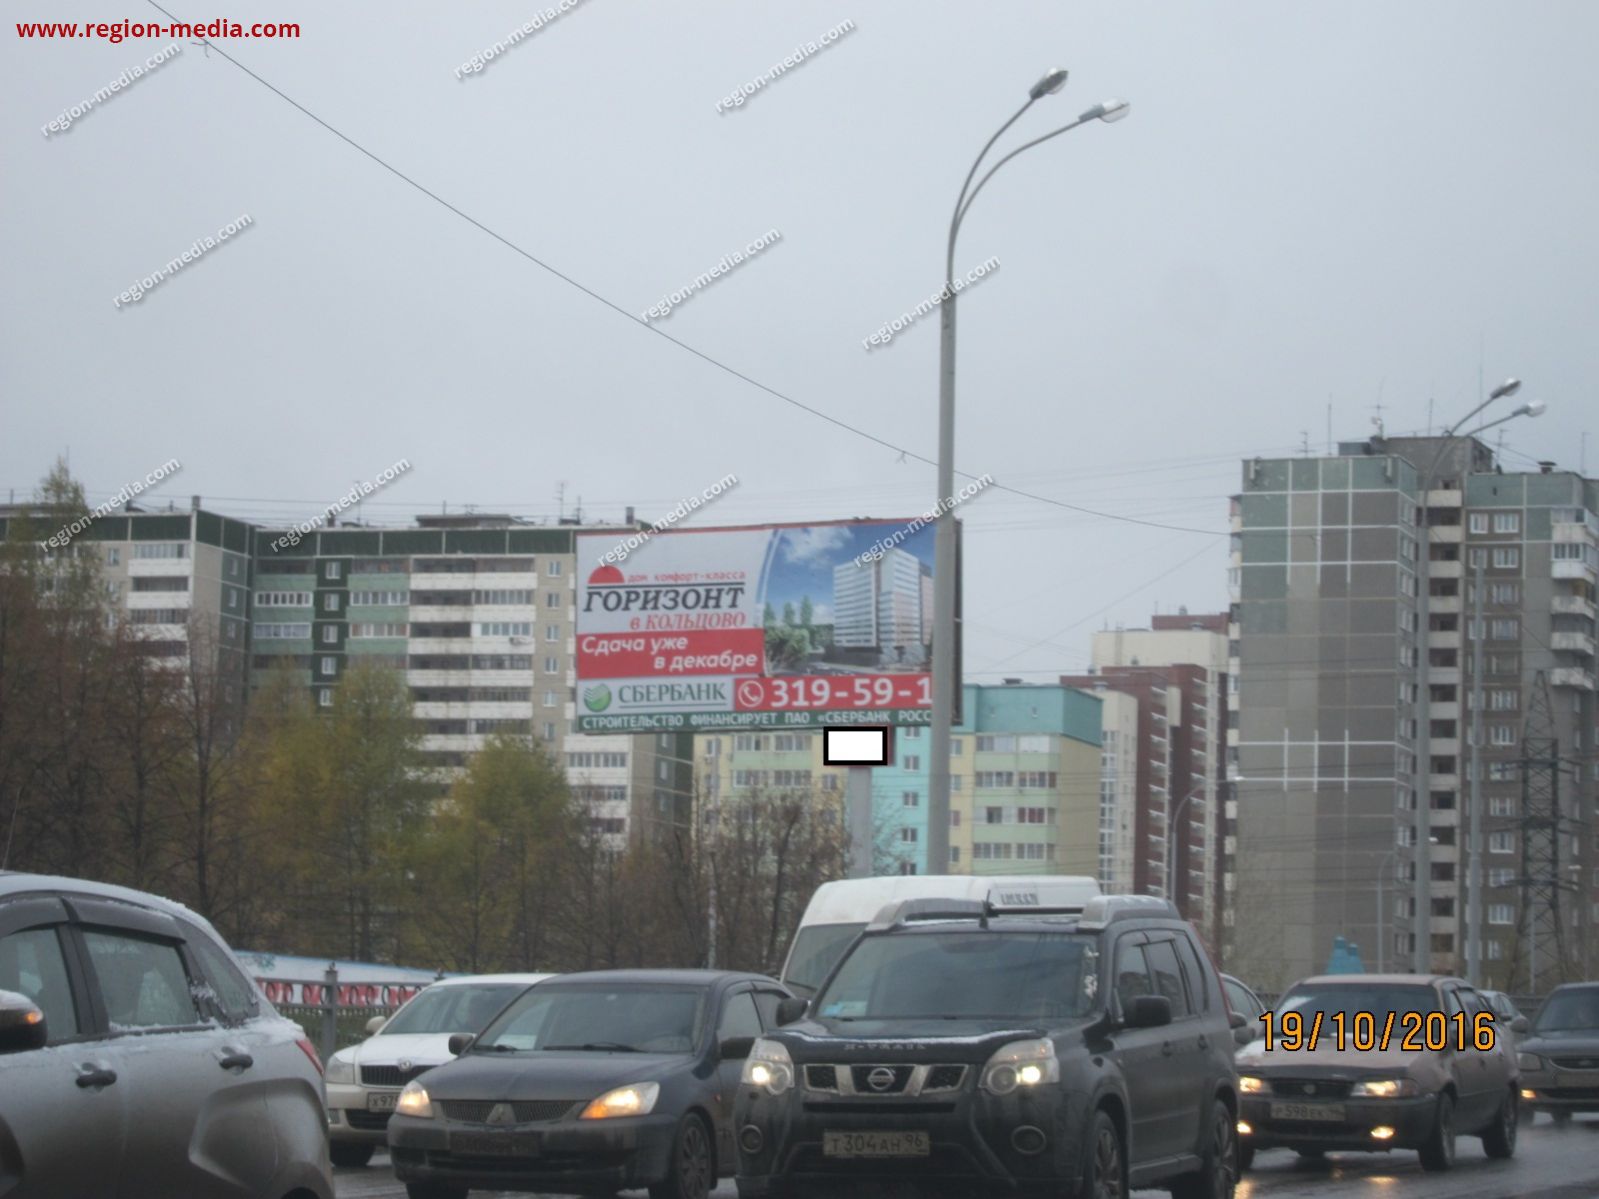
top-left (1465, 556), bottom-right (1485, 985)
top-left (1508, 674), bottom-right (1573, 993)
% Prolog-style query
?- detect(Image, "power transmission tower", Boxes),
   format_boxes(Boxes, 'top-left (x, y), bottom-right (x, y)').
top-left (1506, 673), bottom-right (1575, 993)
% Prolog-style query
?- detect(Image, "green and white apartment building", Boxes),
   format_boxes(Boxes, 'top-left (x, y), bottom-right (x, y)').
top-left (693, 683), bottom-right (1104, 877)
top-left (0, 503), bottom-right (692, 846)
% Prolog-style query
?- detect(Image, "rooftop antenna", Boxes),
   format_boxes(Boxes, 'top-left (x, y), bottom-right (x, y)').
top-left (1326, 399), bottom-right (1333, 454)
top-left (1299, 430), bottom-right (1311, 457)
top-left (1580, 432), bottom-right (1588, 476)
top-left (353, 479), bottom-right (363, 525)
top-left (555, 481), bottom-right (567, 522)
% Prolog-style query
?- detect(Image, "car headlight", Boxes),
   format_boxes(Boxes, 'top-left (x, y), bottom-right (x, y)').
top-left (980, 1038), bottom-right (1059, 1095)
top-left (1518, 1053), bottom-right (1544, 1071)
top-left (325, 1053), bottom-right (356, 1085)
top-left (1350, 1078), bottom-right (1420, 1098)
top-left (580, 1081), bottom-right (660, 1120)
top-left (741, 1038), bottom-right (794, 1095)
top-left (1238, 1075), bottom-right (1266, 1094)
top-left (396, 1082), bottom-right (433, 1118)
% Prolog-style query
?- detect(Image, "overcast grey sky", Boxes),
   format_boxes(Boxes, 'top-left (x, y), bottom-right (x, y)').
top-left (5, 0), bottom-right (1596, 681)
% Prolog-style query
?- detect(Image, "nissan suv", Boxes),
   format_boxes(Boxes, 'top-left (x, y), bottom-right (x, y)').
top-left (734, 893), bottom-right (1243, 1199)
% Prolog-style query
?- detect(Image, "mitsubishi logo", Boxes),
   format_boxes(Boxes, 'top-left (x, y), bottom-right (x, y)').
top-left (486, 1103), bottom-right (515, 1126)
top-left (866, 1067), bottom-right (896, 1092)
top-left (398, 1060), bottom-right (412, 1073)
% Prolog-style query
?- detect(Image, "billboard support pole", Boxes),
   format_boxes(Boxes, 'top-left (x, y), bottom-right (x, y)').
top-left (927, 252), bottom-right (958, 880)
top-left (847, 765), bottom-right (873, 878)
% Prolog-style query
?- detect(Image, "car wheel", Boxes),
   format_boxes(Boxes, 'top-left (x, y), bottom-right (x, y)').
top-left (650, 1113), bottom-right (714, 1199)
top-left (330, 1142), bottom-right (375, 1168)
top-left (404, 1185), bottom-right (467, 1199)
top-left (1418, 1092), bottom-right (1456, 1172)
top-left (1237, 1143), bottom-right (1255, 1173)
top-left (1481, 1087), bottom-right (1518, 1159)
top-left (1073, 1109), bottom-right (1126, 1199)
top-left (1171, 1100), bottom-right (1237, 1199)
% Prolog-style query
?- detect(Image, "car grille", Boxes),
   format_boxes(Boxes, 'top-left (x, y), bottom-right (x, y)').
top-left (345, 1110), bottom-right (393, 1131)
top-left (1263, 1078), bottom-right (1354, 1100)
top-left (1544, 1086), bottom-right (1599, 1100)
top-left (1550, 1057), bottom-right (1599, 1071)
top-left (439, 1099), bottom-right (578, 1124)
top-left (803, 1063), bottom-right (967, 1096)
top-left (361, 1064), bottom-right (433, 1088)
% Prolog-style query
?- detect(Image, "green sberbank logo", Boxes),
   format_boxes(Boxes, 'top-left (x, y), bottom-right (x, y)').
top-left (583, 684), bottom-right (612, 712)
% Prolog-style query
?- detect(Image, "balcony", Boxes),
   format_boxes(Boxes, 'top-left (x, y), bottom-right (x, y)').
top-left (1430, 631), bottom-right (1461, 650)
top-left (1550, 667), bottom-right (1596, 691)
top-left (1554, 559), bottom-right (1599, 584)
top-left (1425, 489), bottom-right (1464, 509)
top-left (1431, 595), bottom-right (1461, 615)
top-left (1431, 702), bottom-right (1459, 721)
top-left (1552, 632), bottom-right (1596, 658)
top-left (1552, 595), bottom-right (1598, 620)
top-left (1429, 525), bottom-right (1464, 544)
top-left (1430, 560), bottom-right (1463, 579)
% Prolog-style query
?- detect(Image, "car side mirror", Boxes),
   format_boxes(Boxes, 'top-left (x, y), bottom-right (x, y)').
top-left (0, 990), bottom-right (47, 1055)
top-left (1510, 1015), bottom-right (1528, 1034)
top-left (1234, 1023), bottom-right (1255, 1047)
top-left (366, 1016), bottom-right (388, 1036)
top-left (775, 996), bottom-right (808, 1026)
top-left (1228, 1011), bottom-right (1248, 1030)
top-left (447, 1033), bottom-right (474, 1056)
top-left (1124, 995), bottom-right (1172, 1029)
top-left (719, 1035), bottom-right (755, 1060)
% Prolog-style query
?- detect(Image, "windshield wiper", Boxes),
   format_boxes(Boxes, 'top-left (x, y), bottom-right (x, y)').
top-left (477, 1043), bottom-right (523, 1053)
top-left (542, 1042), bottom-right (643, 1052)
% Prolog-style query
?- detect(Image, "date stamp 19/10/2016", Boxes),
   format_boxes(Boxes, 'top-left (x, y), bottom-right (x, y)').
top-left (1258, 1010), bottom-right (1497, 1053)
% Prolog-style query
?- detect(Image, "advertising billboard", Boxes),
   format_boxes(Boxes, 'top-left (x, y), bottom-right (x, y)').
top-left (574, 519), bottom-right (955, 732)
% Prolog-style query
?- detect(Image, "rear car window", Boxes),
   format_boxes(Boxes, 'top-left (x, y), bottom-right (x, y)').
top-left (187, 932), bottom-right (261, 1022)
top-left (1144, 939), bottom-right (1192, 1018)
top-left (0, 926), bottom-right (80, 1039)
top-left (83, 929), bottom-right (200, 1029)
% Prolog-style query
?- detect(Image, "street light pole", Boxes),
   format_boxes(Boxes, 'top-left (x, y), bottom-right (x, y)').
top-left (927, 73), bottom-right (1128, 876)
top-left (1410, 380), bottom-right (1539, 973)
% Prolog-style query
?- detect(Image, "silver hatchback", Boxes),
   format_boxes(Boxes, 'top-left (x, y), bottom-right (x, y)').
top-left (0, 872), bottom-right (333, 1199)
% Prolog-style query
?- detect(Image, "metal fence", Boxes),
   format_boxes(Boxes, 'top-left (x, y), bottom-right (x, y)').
top-left (259, 963), bottom-right (441, 1064)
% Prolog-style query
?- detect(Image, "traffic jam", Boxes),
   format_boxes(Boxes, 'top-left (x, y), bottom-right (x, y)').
top-left (4, 871), bottom-right (1599, 1198)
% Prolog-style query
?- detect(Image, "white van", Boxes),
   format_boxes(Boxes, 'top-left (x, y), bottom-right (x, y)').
top-left (779, 874), bottom-right (1101, 994)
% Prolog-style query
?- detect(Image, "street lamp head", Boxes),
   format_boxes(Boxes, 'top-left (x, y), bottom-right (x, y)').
top-left (1029, 67), bottom-right (1070, 100)
top-left (1082, 97), bottom-right (1131, 123)
top-left (1513, 399), bottom-right (1547, 419)
top-left (1489, 377), bottom-right (1522, 401)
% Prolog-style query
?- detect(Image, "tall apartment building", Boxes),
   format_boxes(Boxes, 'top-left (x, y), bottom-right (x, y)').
top-left (1061, 612), bottom-right (1230, 954)
top-left (1229, 437), bottom-right (1597, 991)
top-left (692, 683), bottom-right (1101, 878)
top-left (0, 502), bottom-right (692, 846)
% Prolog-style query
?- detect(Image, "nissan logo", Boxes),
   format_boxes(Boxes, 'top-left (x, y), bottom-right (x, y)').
top-left (866, 1067), bottom-right (896, 1092)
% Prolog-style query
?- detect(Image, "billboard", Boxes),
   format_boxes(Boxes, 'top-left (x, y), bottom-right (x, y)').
top-left (574, 519), bottom-right (956, 732)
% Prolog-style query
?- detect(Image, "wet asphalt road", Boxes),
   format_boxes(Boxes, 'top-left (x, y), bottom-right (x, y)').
top-left (333, 1113), bottom-right (1599, 1199)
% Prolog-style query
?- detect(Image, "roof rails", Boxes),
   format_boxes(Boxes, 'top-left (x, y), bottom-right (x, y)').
top-left (1076, 894), bottom-right (1179, 930)
top-left (868, 898), bottom-right (989, 931)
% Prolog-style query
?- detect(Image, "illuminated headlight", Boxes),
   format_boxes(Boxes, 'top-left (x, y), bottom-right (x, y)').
top-left (980, 1038), bottom-right (1059, 1095)
top-left (1238, 1076), bottom-right (1266, 1095)
top-left (1518, 1053), bottom-right (1544, 1071)
top-left (396, 1082), bottom-right (433, 1118)
top-left (580, 1081), bottom-right (660, 1120)
top-left (1350, 1078), bottom-right (1419, 1098)
top-left (325, 1053), bottom-right (356, 1085)
top-left (741, 1038), bottom-right (794, 1095)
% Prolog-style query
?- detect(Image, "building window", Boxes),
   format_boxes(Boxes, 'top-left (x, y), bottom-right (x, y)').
top-left (1468, 513), bottom-right (1489, 534)
top-left (1489, 582), bottom-right (1519, 604)
top-left (319, 656), bottom-right (336, 674)
top-left (1488, 903), bottom-right (1513, 925)
top-left (1489, 832), bottom-right (1514, 854)
top-left (1491, 547), bottom-right (1519, 569)
top-left (350, 622), bottom-right (407, 638)
top-left (543, 656), bottom-right (560, 673)
top-left (902, 727), bottom-right (921, 739)
top-left (540, 722), bottom-right (556, 740)
top-left (975, 771), bottom-right (1015, 788)
top-left (479, 622), bottom-right (533, 637)
top-left (472, 589), bottom-right (534, 605)
top-left (545, 625), bottom-right (561, 642)
top-left (545, 591), bottom-right (562, 607)
top-left (323, 593), bottom-right (339, 612)
top-left (1018, 806), bottom-right (1047, 824)
top-left (1490, 725), bottom-right (1516, 746)
top-left (1489, 689), bottom-right (1518, 711)
top-left (1491, 618), bottom-right (1518, 640)
top-left (821, 775), bottom-right (839, 792)
top-left (1492, 513), bottom-right (1520, 534)
top-left (903, 791), bottom-right (919, 807)
top-left (317, 689), bottom-right (333, 707)
top-left (106, 547), bottom-right (121, 566)
top-left (951, 776), bottom-right (962, 791)
top-left (542, 690), bottom-right (559, 707)
top-left (547, 561), bottom-right (564, 576)
top-left (900, 828), bottom-right (918, 843)
top-left (951, 810), bottom-right (961, 827)
top-left (985, 806), bottom-right (1004, 825)
top-left (326, 562), bottom-right (342, 580)
top-left (951, 738), bottom-right (964, 755)
top-left (1489, 867), bottom-right (1514, 887)
top-left (1490, 796), bottom-right (1514, 817)
top-left (976, 735), bottom-right (1014, 752)
top-left (255, 622), bottom-right (311, 640)
top-left (734, 735), bottom-right (765, 752)
top-left (903, 755), bottom-right (920, 771)
top-left (321, 626), bottom-right (338, 645)
top-left (950, 847), bottom-right (960, 863)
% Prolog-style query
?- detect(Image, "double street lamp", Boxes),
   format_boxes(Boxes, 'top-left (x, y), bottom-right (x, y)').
top-left (927, 70), bottom-right (1130, 872)
top-left (1411, 380), bottom-right (1546, 976)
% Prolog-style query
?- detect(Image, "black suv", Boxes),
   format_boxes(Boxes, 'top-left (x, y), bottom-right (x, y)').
top-left (734, 894), bottom-right (1242, 1199)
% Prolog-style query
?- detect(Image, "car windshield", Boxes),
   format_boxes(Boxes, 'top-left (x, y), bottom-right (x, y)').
top-left (814, 928), bottom-right (1098, 1021)
top-left (380, 983), bottom-right (527, 1036)
top-left (1277, 983), bottom-right (1441, 1021)
top-left (1534, 988), bottom-right (1599, 1033)
top-left (476, 984), bottom-right (706, 1054)
top-left (783, 922), bottom-right (864, 994)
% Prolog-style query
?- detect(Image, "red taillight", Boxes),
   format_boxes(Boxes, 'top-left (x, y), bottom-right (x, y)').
top-left (296, 1038), bottom-right (324, 1076)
